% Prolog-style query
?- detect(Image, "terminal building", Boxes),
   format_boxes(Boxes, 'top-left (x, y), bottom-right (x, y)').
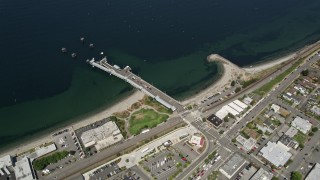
top-left (80, 121), bottom-right (124, 151)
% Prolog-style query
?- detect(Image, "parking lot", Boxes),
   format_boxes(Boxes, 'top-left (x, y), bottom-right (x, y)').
top-left (141, 149), bottom-right (188, 179)
top-left (109, 165), bottom-right (149, 180)
top-left (89, 160), bottom-right (121, 179)
top-left (173, 140), bottom-right (199, 161)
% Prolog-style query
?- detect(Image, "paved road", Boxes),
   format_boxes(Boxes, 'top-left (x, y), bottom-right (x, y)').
top-left (282, 130), bottom-right (320, 178)
top-left (202, 43), bottom-right (320, 115)
top-left (226, 51), bottom-right (320, 139)
top-left (42, 117), bottom-right (185, 180)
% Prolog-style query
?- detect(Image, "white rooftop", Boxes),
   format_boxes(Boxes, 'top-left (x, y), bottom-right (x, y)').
top-left (0, 155), bottom-right (12, 168)
top-left (291, 116), bottom-right (312, 134)
top-left (14, 157), bottom-right (35, 180)
top-left (189, 135), bottom-right (203, 147)
top-left (234, 99), bottom-right (248, 109)
top-left (250, 168), bottom-right (273, 180)
top-left (215, 108), bottom-right (229, 120)
top-left (228, 102), bottom-right (244, 113)
top-left (305, 163), bottom-right (320, 180)
top-left (81, 121), bottom-right (123, 149)
top-left (259, 142), bottom-right (292, 167)
top-left (236, 135), bottom-right (256, 151)
top-left (219, 154), bottom-right (247, 179)
top-left (27, 144), bottom-right (57, 161)
top-left (270, 104), bottom-right (280, 113)
top-left (285, 127), bottom-right (298, 138)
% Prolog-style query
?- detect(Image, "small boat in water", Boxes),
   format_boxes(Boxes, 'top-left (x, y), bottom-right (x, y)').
top-left (89, 43), bottom-right (94, 49)
top-left (71, 53), bottom-right (77, 58)
top-left (61, 47), bottom-right (67, 53)
top-left (80, 37), bottom-right (85, 43)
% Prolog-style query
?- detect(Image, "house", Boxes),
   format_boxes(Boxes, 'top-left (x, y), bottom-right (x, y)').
top-left (257, 119), bottom-right (276, 133)
top-left (311, 106), bottom-right (320, 116)
top-left (291, 116), bottom-right (312, 134)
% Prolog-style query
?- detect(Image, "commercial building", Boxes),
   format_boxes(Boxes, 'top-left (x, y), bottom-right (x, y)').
top-left (189, 135), bottom-right (204, 147)
top-left (215, 108), bottom-right (229, 120)
top-left (0, 155), bottom-right (13, 177)
top-left (236, 135), bottom-right (256, 151)
top-left (228, 102), bottom-right (243, 113)
top-left (259, 142), bottom-right (292, 168)
top-left (219, 154), bottom-right (247, 179)
top-left (234, 100), bottom-right (248, 109)
top-left (285, 127), bottom-right (298, 138)
top-left (207, 114), bottom-right (223, 128)
top-left (291, 116), bottom-right (312, 134)
top-left (13, 157), bottom-right (35, 180)
top-left (305, 163), bottom-right (320, 180)
top-left (80, 121), bottom-right (124, 151)
top-left (26, 144), bottom-right (57, 161)
top-left (250, 168), bottom-right (273, 180)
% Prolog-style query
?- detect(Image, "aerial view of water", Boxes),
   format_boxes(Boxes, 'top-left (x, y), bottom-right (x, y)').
top-left (1, 0), bottom-right (320, 150)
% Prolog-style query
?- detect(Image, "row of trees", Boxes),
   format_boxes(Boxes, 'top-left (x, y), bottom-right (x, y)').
top-left (33, 151), bottom-right (69, 170)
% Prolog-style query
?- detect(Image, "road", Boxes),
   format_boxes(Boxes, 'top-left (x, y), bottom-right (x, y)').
top-left (43, 117), bottom-right (185, 180)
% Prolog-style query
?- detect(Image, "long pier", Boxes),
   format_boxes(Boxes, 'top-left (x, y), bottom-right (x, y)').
top-left (88, 57), bottom-right (184, 112)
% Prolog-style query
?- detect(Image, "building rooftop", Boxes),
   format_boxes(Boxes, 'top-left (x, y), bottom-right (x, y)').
top-left (259, 142), bottom-right (292, 167)
top-left (311, 106), bottom-right (320, 116)
top-left (207, 114), bottom-right (223, 128)
top-left (13, 157), bottom-right (35, 180)
top-left (189, 135), bottom-right (204, 147)
top-left (215, 108), bottom-right (229, 120)
top-left (0, 155), bottom-right (12, 168)
top-left (270, 104), bottom-right (280, 113)
top-left (291, 116), bottom-right (312, 134)
top-left (250, 168), bottom-right (273, 180)
top-left (219, 154), bottom-right (247, 179)
top-left (80, 121), bottom-right (123, 150)
top-left (306, 163), bottom-right (320, 180)
top-left (236, 135), bottom-right (256, 151)
top-left (285, 127), bottom-right (298, 138)
top-left (27, 144), bottom-right (57, 160)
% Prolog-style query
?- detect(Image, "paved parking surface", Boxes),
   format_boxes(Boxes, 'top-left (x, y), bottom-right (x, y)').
top-left (173, 141), bottom-right (199, 161)
top-left (89, 161), bottom-right (120, 179)
top-left (142, 149), bottom-right (187, 179)
top-left (109, 165), bottom-right (149, 180)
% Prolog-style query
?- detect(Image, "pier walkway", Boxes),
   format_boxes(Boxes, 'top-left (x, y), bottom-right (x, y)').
top-left (88, 57), bottom-right (184, 112)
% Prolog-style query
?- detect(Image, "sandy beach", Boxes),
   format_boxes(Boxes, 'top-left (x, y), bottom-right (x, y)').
top-left (0, 51), bottom-right (299, 157)
top-left (181, 52), bottom-right (296, 106)
top-left (0, 90), bottom-right (145, 157)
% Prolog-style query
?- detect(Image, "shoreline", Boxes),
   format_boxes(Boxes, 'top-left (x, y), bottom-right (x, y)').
top-left (181, 51), bottom-right (298, 106)
top-left (0, 90), bottom-right (145, 157)
top-left (0, 43), bottom-right (314, 157)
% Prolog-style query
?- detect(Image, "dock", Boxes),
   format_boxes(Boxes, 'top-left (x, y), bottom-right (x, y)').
top-left (88, 57), bottom-right (184, 112)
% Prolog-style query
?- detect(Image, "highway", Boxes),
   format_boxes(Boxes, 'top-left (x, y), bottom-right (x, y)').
top-left (42, 117), bottom-right (185, 180)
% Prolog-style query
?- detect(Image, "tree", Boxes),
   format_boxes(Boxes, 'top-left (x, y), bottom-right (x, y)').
top-left (235, 87), bottom-right (241, 93)
top-left (291, 171), bottom-right (302, 180)
top-left (232, 138), bottom-right (236, 143)
top-left (308, 132), bottom-right (314, 136)
top-left (301, 69), bottom-right (309, 76)
top-left (257, 130), bottom-right (263, 134)
top-left (312, 127), bottom-right (318, 132)
top-left (231, 80), bottom-right (236, 86)
top-left (271, 177), bottom-right (279, 180)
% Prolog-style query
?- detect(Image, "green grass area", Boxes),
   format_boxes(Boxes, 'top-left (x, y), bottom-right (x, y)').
top-left (272, 119), bottom-right (282, 126)
top-left (143, 96), bottom-right (173, 114)
top-left (254, 59), bottom-right (304, 96)
top-left (129, 108), bottom-right (169, 135)
top-left (293, 132), bottom-right (307, 146)
top-left (33, 151), bottom-right (69, 170)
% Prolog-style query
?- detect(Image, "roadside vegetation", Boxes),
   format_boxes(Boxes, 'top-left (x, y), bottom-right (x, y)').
top-left (254, 59), bottom-right (304, 96)
top-left (33, 151), bottom-right (69, 170)
top-left (142, 96), bottom-right (173, 114)
top-left (129, 108), bottom-right (169, 135)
